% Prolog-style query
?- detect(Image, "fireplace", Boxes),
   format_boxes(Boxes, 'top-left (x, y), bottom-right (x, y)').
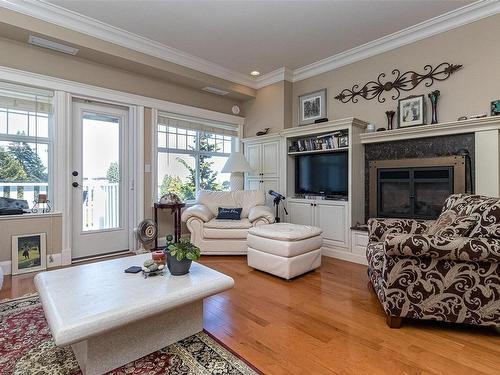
top-left (369, 156), bottom-right (465, 219)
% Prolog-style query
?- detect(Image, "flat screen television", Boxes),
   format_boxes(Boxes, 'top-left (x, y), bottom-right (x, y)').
top-left (295, 152), bottom-right (348, 197)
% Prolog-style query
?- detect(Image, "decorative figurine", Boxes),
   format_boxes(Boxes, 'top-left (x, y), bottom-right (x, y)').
top-left (32, 193), bottom-right (51, 213)
top-left (428, 90), bottom-right (440, 124)
top-left (385, 110), bottom-right (395, 130)
top-left (142, 258), bottom-right (165, 278)
top-left (256, 128), bottom-right (270, 136)
top-left (159, 192), bottom-right (182, 205)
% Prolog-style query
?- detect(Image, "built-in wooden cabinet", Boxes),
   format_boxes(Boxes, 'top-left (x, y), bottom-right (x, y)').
top-left (242, 118), bottom-right (369, 265)
top-left (287, 199), bottom-right (348, 249)
top-left (243, 135), bottom-right (282, 208)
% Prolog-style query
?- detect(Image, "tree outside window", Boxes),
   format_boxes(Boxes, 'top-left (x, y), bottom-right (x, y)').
top-left (158, 126), bottom-right (232, 202)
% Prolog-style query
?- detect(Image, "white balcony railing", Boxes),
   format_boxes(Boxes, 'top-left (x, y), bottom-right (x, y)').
top-left (0, 181), bottom-right (119, 231)
top-left (0, 182), bottom-right (48, 206)
top-left (82, 180), bottom-right (120, 231)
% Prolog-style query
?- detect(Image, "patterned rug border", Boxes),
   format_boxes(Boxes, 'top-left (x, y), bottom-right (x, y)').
top-left (0, 293), bottom-right (38, 303)
top-left (202, 329), bottom-right (264, 375)
top-left (0, 294), bottom-right (264, 375)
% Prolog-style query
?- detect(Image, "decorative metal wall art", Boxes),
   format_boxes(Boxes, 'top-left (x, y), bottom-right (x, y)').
top-left (334, 62), bottom-right (462, 104)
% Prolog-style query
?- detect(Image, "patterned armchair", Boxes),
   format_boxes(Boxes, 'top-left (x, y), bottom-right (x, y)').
top-left (367, 194), bottom-right (500, 328)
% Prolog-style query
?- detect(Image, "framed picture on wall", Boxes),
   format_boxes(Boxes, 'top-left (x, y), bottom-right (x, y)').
top-left (299, 89), bottom-right (327, 126)
top-left (11, 233), bottom-right (47, 275)
top-left (398, 95), bottom-right (426, 128)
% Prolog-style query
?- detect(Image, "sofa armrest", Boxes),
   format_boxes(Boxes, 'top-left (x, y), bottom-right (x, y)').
top-left (248, 205), bottom-right (275, 224)
top-left (181, 204), bottom-right (214, 223)
top-left (384, 233), bottom-right (500, 262)
top-left (368, 218), bottom-right (434, 242)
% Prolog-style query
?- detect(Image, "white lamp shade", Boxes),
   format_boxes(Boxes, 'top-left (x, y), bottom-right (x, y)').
top-left (221, 152), bottom-right (253, 173)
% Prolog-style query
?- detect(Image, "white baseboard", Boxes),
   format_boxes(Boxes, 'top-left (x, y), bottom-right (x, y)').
top-left (322, 247), bottom-right (368, 266)
top-left (1, 251), bottom-right (68, 276)
top-left (47, 253), bottom-right (62, 268)
top-left (0, 260), bottom-right (12, 275)
top-left (61, 248), bottom-right (72, 266)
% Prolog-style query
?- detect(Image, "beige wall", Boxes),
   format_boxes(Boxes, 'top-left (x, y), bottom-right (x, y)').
top-left (0, 37), bottom-right (243, 116)
top-left (0, 214), bottom-right (62, 263)
top-left (292, 15), bottom-right (500, 129)
top-left (242, 81), bottom-right (293, 137)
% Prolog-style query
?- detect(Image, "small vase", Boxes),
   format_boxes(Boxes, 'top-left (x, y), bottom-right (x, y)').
top-left (166, 253), bottom-right (192, 276)
top-left (428, 90), bottom-right (440, 124)
top-left (385, 110), bottom-right (395, 130)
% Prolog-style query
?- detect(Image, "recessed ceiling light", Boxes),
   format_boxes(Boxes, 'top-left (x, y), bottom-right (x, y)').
top-left (250, 71), bottom-right (261, 76)
top-left (28, 35), bottom-right (79, 55)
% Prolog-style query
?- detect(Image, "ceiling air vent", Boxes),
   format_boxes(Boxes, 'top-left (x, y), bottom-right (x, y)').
top-left (202, 86), bottom-right (230, 96)
top-left (28, 35), bottom-right (79, 55)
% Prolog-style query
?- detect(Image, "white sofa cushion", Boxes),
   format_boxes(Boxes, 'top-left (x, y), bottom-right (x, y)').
top-left (247, 233), bottom-right (323, 257)
top-left (248, 223), bottom-right (322, 241)
top-left (197, 190), bottom-right (265, 218)
top-left (204, 218), bottom-right (252, 229)
top-left (203, 228), bottom-right (249, 239)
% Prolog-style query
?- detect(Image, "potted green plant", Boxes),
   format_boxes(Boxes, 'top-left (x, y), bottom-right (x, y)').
top-left (164, 234), bottom-right (201, 276)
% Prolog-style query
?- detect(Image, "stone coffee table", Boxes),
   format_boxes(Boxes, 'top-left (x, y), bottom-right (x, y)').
top-left (34, 254), bottom-right (234, 375)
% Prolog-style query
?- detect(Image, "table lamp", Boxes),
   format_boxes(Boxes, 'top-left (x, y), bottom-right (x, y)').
top-left (221, 152), bottom-right (253, 191)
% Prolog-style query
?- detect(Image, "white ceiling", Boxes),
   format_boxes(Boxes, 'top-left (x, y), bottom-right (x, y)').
top-left (48, 0), bottom-right (473, 77)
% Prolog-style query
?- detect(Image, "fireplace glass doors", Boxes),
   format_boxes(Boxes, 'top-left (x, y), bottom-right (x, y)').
top-left (369, 156), bottom-right (466, 220)
top-left (377, 167), bottom-right (453, 219)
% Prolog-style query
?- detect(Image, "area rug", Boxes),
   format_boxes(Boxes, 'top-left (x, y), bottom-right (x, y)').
top-left (0, 295), bottom-right (260, 375)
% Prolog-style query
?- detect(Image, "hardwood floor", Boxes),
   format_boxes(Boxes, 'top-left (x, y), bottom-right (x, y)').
top-left (2, 255), bottom-right (499, 375)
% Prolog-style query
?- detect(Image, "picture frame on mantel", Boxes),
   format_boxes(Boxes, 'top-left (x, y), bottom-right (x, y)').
top-left (398, 94), bottom-right (426, 128)
top-left (299, 89), bottom-right (327, 126)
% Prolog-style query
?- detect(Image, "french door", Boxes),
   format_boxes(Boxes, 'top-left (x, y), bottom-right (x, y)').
top-left (72, 100), bottom-right (130, 259)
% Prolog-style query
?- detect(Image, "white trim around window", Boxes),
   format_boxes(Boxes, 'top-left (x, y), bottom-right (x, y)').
top-left (0, 65), bottom-right (245, 264)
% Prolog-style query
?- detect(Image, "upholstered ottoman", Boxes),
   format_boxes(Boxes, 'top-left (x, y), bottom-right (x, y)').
top-left (247, 223), bottom-right (323, 279)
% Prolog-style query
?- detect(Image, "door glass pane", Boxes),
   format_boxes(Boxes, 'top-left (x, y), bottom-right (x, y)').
top-left (82, 112), bottom-right (120, 231)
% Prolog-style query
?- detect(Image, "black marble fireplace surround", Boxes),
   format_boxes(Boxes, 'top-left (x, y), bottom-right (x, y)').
top-left (364, 133), bottom-right (475, 221)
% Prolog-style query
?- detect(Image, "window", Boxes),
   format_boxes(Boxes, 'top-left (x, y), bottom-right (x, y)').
top-left (0, 83), bottom-right (53, 205)
top-left (157, 113), bottom-right (237, 201)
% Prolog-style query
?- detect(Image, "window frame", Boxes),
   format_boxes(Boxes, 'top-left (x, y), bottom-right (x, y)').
top-left (0, 106), bottom-right (53, 205)
top-left (156, 124), bottom-right (237, 201)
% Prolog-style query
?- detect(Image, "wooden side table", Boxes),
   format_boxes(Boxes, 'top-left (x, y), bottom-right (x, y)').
top-left (153, 202), bottom-right (186, 249)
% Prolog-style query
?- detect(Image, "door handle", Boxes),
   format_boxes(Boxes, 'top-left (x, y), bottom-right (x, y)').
top-left (72, 182), bottom-right (81, 188)
top-left (72, 171), bottom-right (79, 176)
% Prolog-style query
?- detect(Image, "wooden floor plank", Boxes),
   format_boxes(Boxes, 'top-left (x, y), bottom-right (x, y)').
top-left (1, 254), bottom-right (499, 375)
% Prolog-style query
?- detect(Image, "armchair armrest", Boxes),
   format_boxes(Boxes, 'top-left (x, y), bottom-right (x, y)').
top-left (181, 204), bottom-right (214, 223)
top-left (368, 218), bottom-right (433, 242)
top-left (384, 234), bottom-right (500, 263)
top-left (248, 205), bottom-right (275, 224)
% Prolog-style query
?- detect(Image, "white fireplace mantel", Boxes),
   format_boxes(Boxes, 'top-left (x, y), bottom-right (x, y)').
top-left (359, 116), bottom-right (500, 144)
top-left (360, 116), bottom-right (500, 198)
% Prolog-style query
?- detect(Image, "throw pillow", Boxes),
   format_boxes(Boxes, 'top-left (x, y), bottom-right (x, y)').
top-left (216, 207), bottom-right (242, 220)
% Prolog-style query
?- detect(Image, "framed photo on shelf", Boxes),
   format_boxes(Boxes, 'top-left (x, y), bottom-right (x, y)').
top-left (338, 135), bottom-right (349, 148)
top-left (398, 95), bottom-right (425, 128)
top-left (299, 89), bottom-right (327, 126)
top-left (11, 233), bottom-right (47, 275)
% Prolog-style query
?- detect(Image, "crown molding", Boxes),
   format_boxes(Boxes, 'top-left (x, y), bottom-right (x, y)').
top-left (0, 0), bottom-right (498, 90)
top-left (292, 0), bottom-right (500, 82)
top-left (253, 67), bottom-right (293, 89)
top-left (0, 0), bottom-right (256, 87)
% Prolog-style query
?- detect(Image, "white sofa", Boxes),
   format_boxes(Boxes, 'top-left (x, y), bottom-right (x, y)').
top-left (181, 190), bottom-right (275, 255)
